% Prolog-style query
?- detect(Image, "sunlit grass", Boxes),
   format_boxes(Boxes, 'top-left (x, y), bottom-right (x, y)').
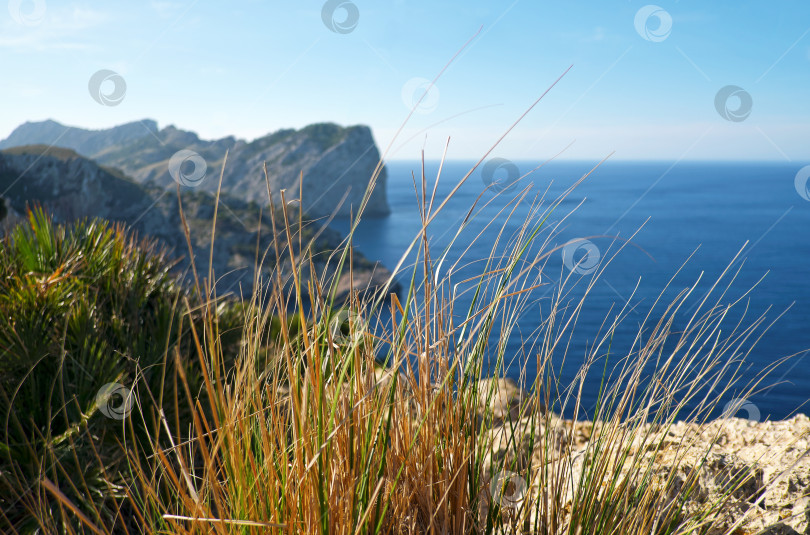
top-left (116, 147), bottom-right (778, 534)
top-left (0, 60), bottom-right (792, 534)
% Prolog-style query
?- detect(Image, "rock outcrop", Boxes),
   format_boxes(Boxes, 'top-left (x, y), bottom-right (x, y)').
top-left (477, 378), bottom-right (810, 535)
top-left (0, 119), bottom-right (390, 219)
top-left (0, 145), bottom-right (397, 302)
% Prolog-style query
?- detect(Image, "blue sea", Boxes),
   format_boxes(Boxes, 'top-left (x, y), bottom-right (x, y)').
top-left (330, 161), bottom-right (810, 420)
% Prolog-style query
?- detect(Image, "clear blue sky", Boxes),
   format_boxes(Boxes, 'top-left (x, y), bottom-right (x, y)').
top-left (2, 1), bottom-right (809, 161)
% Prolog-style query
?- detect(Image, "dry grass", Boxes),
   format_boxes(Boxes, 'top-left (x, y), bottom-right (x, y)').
top-left (7, 59), bottom-right (791, 534)
top-left (113, 141), bottom-right (780, 534)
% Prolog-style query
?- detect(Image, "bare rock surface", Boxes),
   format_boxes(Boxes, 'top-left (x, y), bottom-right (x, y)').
top-left (478, 378), bottom-right (810, 534)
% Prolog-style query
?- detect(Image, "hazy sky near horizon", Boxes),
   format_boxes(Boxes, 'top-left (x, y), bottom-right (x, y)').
top-left (1, 1), bottom-right (809, 161)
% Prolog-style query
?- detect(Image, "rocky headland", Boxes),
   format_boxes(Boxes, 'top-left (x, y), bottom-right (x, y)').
top-left (0, 119), bottom-right (390, 219)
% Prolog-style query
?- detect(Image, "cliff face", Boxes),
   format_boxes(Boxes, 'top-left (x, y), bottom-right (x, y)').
top-left (0, 120), bottom-right (390, 219)
top-left (0, 146), bottom-right (395, 301)
top-left (234, 124), bottom-right (389, 219)
top-left (0, 146), bottom-right (157, 226)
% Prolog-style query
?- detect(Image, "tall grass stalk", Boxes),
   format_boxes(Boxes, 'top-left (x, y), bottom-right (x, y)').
top-left (119, 140), bottom-right (783, 534)
top-left (5, 56), bottom-right (790, 534)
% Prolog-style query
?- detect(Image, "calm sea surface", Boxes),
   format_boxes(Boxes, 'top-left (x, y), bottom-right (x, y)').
top-left (330, 160), bottom-right (810, 420)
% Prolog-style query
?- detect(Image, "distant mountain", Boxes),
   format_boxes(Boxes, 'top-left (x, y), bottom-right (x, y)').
top-left (0, 145), bottom-right (395, 301)
top-left (0, 119), bottom-right (390, 219)
top-left (0, 119), bottom-right (159, 156)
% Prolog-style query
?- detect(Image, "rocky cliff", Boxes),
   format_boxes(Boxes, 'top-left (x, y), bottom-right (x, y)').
top-left (0, 145), bottom-right (395, 301)
top-left (0, 120), bottom-right (390, 219)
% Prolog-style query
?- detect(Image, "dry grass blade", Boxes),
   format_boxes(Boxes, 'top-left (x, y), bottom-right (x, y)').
top-left (41, 478), bottom-right (105, 535)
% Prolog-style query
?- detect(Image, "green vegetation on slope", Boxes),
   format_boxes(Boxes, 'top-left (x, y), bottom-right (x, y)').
top-left (0, 210), bottom-right (210, 532)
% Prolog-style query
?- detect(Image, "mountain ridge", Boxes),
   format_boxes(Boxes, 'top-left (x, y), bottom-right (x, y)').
top-left (0, 119), bottom-right (390, 219)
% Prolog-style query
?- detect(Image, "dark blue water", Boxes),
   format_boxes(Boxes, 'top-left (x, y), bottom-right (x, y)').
top-left (330, 161), bottom-right (810, 420)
